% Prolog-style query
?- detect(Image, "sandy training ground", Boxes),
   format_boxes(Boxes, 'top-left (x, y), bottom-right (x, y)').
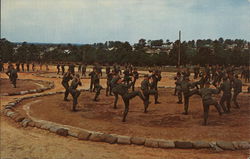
top-left (1, 67), bottom-right (250, 159)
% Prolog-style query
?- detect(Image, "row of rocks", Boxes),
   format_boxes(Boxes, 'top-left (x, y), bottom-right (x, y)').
top-left (1, 91), bottom-right (250, 151)
top-left (0, 78), bottom-right (55, 96)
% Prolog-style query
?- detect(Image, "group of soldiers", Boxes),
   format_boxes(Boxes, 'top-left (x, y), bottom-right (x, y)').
top-left (174, 65), bottom-right (244, 125)
top-left (1, 61), bottom-right (248, 125)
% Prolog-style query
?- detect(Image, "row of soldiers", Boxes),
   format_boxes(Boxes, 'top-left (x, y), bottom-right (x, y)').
top-left (0, 61), bottom-right (51, 72)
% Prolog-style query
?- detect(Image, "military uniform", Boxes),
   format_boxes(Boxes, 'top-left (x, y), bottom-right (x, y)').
top-left (81, 65), bottom-right (86, 76)
top-left (141, 79), bottom-right (158, 112)
top-left (150, 72), bottom-right (161, 91)
top-left (6, 68), bottom-right (18, 88)
top-left (21, 63), bottom-right (25, 72)
top-left (123, 69), bottom-right (131, 85)
top-left (111, 76), bottom-right (120, 109)
top-left (57, 64), bottom-right (60, 74)
top-left (69, 77), bottom-right (82, 111)
top-left (174, 75), bottom-right (183, 103)
top-left (89, 71), bottom-right (96, 92)
top-left (112, 81), bottom-right (146, 122)
top-left (69, 64), bottom-right (75, 74)
top-left (93, 73), bottom-right (103, 101)
top-left (26, 63), bottom-right (30, 72)
top-left (232, 78), bottom-right (242, 108)
top-left (61, 72), bottom-right (73, 101)
top-left (198, 88), bottom-right (222, 125)
top-left (132, 70), bottom-right (139, 91)
top-left (219, 79), bottom-right (232, 112)
top-left (61, 64), bottom-right (65, 75)
top-left (106, 72), bottom-right (113, 96)
top-left (177, 79), bottom-right (198, 114)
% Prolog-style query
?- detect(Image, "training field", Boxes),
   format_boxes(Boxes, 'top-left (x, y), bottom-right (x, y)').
top-left (1, 66), bottom-right (250, 159)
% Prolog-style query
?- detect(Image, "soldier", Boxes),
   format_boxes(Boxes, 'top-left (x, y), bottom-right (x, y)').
top-left (69, 63), bottom-right (75, 75)
top-left (193, 64), bottom-right (200, 79)
top-left (56, 63), bottom-right (60, 74)
top-left (61, 63), bottom-right (65, 75)
top-left (218, 77), bottom-right (232, 113)
top-left (123, 67), bottom-right (131, 85)
top-left (106, 70), bottom-right (114, 96)
top-left (46, 63), bottom-right (49, 71)
top-left (81, 64), bottom-right (86, 76)
top-left (69, 74), bottom-right (82, 111)
top-left (174, 72), bottom-right (183, 104)
top-left (89, 68), bottom-right (96, 92)
top-left (177, 76), bottom-right (198, 115)
top-left (6, 65), bottom-right (18, 88)
top-left (141, 75), bottom-right (159, 113)
top-left (78, 63), bottom-right (82, 73)
top-left (106, 65), bottom-right (111, 75)
top-left (93, 71), bottom-right (103, 101)
top-left (32, 62), bottom-right (35, 72)
top-left (26, 62), bottom-right (30, 72)
top-left (112, 78), bottom-right (147, 122)
top-left (16, 62), bottom-right (20, 72)
top-left (150, 70), bottom-right (161, 91)
top-left (21, 63), bottom-right (25, 72)
top-left (131, 68), bottom-right (139, 91)
top-left (232, 75), bottom-right (242, 108)
top-left (61, 69), bottom-right (73, 101)
top-left (198, 81), bottom-right (223, 125)
top-left (111, 73), bottom-right (121, 109)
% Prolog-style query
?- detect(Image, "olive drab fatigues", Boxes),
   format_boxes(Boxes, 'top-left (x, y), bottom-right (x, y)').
top-left (123, 69), bottom-right (131, 85)
top-left (177, 80), bottom-right (198, 114)
top-left (219, 80), bottom-right (232, 113)
top-left (113, 82), bottom-right (146, 122)
top-left (61, 72), bottom-right (73, 100)
top-left (199, 88), bottom-right (222, 125)
top-left (61, 65), bottom-right (65, 75)
top-left (93, 74), bottom-right (102, 101)
top-left (175, 76), bottom-right (183, 103)
top-left (232, 78), bottom-right (242, 108)
top-left (150, 74), bottom-right (161, 91)
top-left (141, 79), bottom-right (158, 112)
top-left (106, 72), bottom-right (113, 96)
top-left (132, 71), bottom-right (139, 91)
top-left (89, 71), bottom-right (96, 92)
top-left (6, 68), bottom-right (18, 88)
top-left (57, 64), bottom-right (60, 74)
top-left (69, 78), bottom-right (82, 111)
top-left (111, 77), bottom-right (120, 109)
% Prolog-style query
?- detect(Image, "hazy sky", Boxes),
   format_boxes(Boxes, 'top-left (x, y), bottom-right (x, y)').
top-left (1, 0), bottom-right (250, 44)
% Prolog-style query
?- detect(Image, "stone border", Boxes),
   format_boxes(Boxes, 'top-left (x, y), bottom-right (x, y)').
top-left (1, 88), bottom-right (250, 151)
top-left (0, 78), bottom-right (55, 96)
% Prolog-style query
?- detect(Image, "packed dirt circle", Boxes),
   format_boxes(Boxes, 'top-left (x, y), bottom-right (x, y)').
top-left (1, 65), bottom-right (250, 159)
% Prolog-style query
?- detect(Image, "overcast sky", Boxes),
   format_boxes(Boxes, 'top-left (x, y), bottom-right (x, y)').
top-left (1, 0), bottom-right (250, 44)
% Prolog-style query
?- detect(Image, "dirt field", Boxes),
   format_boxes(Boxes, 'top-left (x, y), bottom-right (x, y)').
top-left (1, 70), bottom-right (250, 159)
top-left (16, 88), bottom-right (250, 142)
top-left (0, 78), bottom-right (46, 95)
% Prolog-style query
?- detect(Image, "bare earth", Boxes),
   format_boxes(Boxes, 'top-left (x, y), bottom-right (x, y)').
top-left (1, 68), bottom-right (250, 159)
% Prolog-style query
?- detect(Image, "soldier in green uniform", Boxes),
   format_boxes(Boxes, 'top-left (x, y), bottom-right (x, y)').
top-left (131, 68), bottom-right (139, 91)
top-left (141, 75), bottom-right (159, 113)
top-left (111, 73), bottom-right (121, 109)
top-left (150, 70), bottom-right (161, 91)
top-left (89, 68), bottom-right (96, 92)
top-left (6, 65), bottom-right (18, 88)
top-left (93, 71), bottom-right (103, 101)
top-left (69, 74), bottom-right (82, 111)
top-left (113, 78), bottom-right (147, 122)
top-left (106, 70), bottom-right (114, 96)
top-left (61, 69), bottom-right (73, 101)
top-left (177, 76), bottom-right (198, 115)
top-left (198, 81), bottom-right (223, 125)
top-left (174, 72), bottom-right (183, 104)
top-left (218, 77), bottom-right (232, 113)
top-left (232, 75), bottom-right (242, 108)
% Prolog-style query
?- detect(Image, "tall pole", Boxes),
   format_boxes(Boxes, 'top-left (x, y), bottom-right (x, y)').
top-left (178, 30), bottom-right (181, 67)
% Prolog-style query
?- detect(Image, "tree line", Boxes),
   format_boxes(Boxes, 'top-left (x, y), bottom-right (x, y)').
top-left (0, 38), bottom-right (249, 66)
